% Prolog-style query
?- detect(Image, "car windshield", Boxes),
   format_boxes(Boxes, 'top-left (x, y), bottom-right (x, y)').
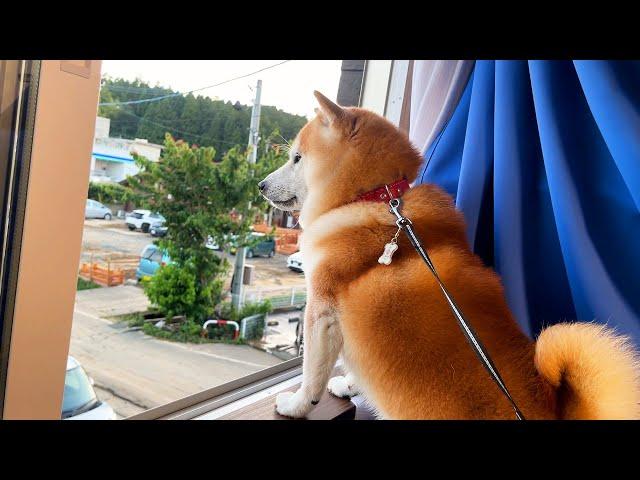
top-left (62, 366), bottom-right (98, 418)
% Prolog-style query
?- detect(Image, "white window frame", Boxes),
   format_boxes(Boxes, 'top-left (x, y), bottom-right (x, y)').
top-left (359, 60), bottom-right (411, 126)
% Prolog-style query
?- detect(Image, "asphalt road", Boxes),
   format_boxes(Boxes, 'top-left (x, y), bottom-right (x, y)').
top-left (70, 308), bottom-right (282, 418)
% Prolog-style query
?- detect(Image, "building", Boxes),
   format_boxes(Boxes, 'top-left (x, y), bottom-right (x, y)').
top-left (90, 116), bottom-right (163, 183)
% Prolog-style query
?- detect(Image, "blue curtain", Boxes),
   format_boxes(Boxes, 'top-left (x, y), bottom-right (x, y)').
top-left (416, 60), bottom-right (640, 346)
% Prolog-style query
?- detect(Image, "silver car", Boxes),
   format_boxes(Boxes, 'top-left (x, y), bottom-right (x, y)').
top-left (63, 356), bottom-right (116, 420)
top-left (85, 199), bottom-right (113, 220)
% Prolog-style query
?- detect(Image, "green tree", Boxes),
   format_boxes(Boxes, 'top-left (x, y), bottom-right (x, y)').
top-left (129, 134), bottom-right (287, 323)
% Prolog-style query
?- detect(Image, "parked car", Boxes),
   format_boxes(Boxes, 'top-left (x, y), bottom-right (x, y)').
top-left (136, 244), bottom-right (171, 280)
top-left (287, 251), bottom-right (304, 272)
top-left (206, 235), bottom-right (221, 250)
top-left (150, 224), bottom-right (168, 237)
top-left (126, 209), bottom-right (165, 233)
top-left (230, 232), bottom-right (276, 258)
top-left (63, 356), bottom-right (116, 420)
top-left (85, 199), bottom-right (113, 220)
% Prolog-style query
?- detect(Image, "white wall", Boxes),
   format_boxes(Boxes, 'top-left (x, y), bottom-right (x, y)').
top-left (130, 141), bottom-right (161, 162)
top-left (94, 116), bottom-right (110, 139)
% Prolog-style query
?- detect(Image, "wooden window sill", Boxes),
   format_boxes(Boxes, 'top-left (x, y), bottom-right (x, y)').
top-left (212, 366), bottom-right (355, 420)
top-left (218, 374), bottom-right (355, 420)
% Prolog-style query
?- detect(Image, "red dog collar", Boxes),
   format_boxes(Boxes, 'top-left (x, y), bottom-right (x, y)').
top-left (355, 178), bottom-right (411, 203)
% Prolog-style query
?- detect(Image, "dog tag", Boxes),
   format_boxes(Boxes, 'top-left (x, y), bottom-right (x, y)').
top-left (379, 226), bottom-right (402, 266)
top-left (378, 242), bottom-right (398, 265)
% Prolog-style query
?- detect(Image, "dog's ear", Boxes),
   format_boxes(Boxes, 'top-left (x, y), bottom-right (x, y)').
top-left (314, 91), bottom-right (344, 126)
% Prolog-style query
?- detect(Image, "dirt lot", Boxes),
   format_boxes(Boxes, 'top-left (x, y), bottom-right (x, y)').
top-left (81, 218), bottom-right (305, 290)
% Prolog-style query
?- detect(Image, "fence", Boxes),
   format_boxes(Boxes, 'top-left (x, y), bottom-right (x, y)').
top-left (78, 252), bottom-right (139, 287)
top-left (241, 285), bottom-right (307, 310)
top-left (252, 223), bottom-right (300, 255)
top-left (239, 314), bottom-right (266, 340)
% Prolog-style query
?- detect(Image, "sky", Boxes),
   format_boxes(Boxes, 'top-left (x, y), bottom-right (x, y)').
top-left (101, 60), bottom-right (343, 119)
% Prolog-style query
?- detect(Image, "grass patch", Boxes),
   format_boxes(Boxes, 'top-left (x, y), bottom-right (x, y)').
top-left (142, 322), bottom-right (246, 345)
top-left (116, 312), bottom-right (146, 328)
top-left (109, 311), bottom-right (246, 345)
top-left (77, 277), bottom-right (101, 291)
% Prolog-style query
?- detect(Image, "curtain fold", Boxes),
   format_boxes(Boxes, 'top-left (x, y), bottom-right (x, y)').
top-left (409, 60), bottom-right (475, 155)
top-left (414, 60), bottom-right (640, 345)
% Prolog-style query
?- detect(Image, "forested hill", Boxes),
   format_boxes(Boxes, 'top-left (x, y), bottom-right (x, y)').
top-left (98, 77), bottom-right (308, 159)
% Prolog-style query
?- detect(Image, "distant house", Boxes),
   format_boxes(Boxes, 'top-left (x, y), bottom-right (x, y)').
top-left (90, 117), bottom-right (163, 184)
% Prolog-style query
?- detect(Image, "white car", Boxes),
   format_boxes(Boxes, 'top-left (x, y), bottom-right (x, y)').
top-left (63, 356), bottom-right (116, 420)
top-left (287, 251), bottom-right (304, 273)
top-left (125, 209), bottom-right (165, 233)
top-left (205, 235), bottom-right (220, 250)
top-left (85, 199), bottom-right (113, 220)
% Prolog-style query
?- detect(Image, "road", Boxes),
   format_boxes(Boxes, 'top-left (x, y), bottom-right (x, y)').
top-left (70, 308), bottom-right (282, 418)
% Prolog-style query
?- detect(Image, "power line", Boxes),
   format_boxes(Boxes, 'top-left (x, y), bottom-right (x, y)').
top-left (101, 84), bottom-right (173, 94)
top-left (116, 108), bottom-right (241, 146)
top-left (99, 61), bottom-right (291, 107)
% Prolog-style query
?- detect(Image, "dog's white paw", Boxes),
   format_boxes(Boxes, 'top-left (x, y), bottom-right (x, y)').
top-left (327, 375), bottom-right (355, 398)
top-left (275, 390), bottom-right (312, 418)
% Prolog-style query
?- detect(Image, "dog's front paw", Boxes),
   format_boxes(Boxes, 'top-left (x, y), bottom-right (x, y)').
top-left (327, 375), bottom-right (356, 398)
top-left (275, 390), bottom-right (313, 418)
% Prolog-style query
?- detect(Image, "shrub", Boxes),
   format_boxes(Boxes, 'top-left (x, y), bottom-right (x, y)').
top-left (143, 264), bottom-right (198, 320)
top-left (216, 299), bottom-right (272, 322)
top-left (142, 320), bottom-right (245, 344)
top-left (88, 181), bottom-right (139, 205)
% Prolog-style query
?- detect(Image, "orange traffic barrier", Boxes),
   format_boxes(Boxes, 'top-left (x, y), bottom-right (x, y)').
top-left (253, 223), bottom-right (300, 255)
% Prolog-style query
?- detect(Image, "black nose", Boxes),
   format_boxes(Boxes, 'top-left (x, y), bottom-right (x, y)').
top-left (258, 181), bottom-right (267, 192)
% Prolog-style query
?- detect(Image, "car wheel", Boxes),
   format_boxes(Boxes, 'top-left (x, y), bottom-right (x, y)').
top-left (141, 223), bottom-right (150, 233)
top-left (128, 225), bottom-right (136, 231)
top-left (104, 213), bottom-right (112, 220)
top-left (246, 250), bottom-right (254, 259)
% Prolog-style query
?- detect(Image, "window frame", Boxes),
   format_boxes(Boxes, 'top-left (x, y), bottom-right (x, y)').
top-left (0, 60), bottom-right (40, 415)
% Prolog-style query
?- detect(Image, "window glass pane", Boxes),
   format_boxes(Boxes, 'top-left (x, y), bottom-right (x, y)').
top-left (71, 60), bottom-right (343, 419)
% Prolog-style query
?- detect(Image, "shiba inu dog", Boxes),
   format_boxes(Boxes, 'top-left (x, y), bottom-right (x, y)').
top-left (258, 91), bottom-right (640, 419)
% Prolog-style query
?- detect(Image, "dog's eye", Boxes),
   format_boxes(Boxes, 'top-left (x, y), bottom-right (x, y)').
top-left (293, 153), bottom-right (302, 164)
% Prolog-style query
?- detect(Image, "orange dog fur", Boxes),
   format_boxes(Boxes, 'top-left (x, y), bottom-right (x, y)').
top-left (260, 91), bottom-right (640, 420)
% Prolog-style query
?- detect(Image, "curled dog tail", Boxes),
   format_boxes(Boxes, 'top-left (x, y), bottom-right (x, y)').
top-left (534, 323), bottom-right (640, 419)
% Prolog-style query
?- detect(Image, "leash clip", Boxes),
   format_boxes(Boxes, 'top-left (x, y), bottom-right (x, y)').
top-left (389, 198), bottom-right (412, 229)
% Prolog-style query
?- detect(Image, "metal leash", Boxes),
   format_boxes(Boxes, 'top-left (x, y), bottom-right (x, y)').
top-left (388, 197), bottom-right (525, 420)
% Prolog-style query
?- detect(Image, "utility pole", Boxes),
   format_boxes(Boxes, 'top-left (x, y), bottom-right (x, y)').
top-left (231, 80), bottom-right (262, 310)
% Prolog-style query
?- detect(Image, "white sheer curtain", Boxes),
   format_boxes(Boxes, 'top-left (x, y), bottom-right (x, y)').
top-left (407, 60), bottom-right (475, 155)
